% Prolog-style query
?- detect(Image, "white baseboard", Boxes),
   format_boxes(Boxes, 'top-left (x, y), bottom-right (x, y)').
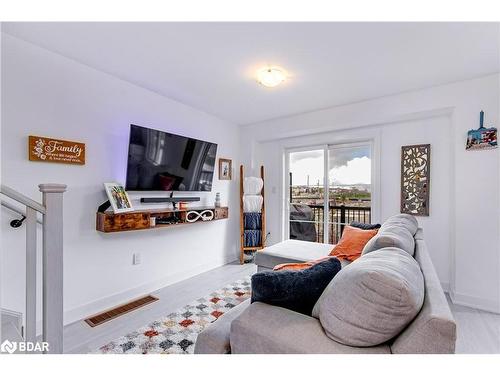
top-left (63, 254), bottom-right (238, 325)
top-left (449, 289), bottom-right (500, 314)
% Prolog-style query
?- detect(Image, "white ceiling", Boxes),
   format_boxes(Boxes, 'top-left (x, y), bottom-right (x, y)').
top-left (3, 22), bottom-right (499, 125)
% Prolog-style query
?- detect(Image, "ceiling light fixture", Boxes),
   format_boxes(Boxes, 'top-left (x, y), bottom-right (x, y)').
top-left (256, 66), bottom-right (287, 88)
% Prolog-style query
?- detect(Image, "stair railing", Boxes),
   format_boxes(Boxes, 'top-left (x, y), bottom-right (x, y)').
top-left (0, 183), bottom-right (66, 354)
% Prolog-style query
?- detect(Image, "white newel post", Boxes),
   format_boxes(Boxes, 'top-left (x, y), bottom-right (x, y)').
top-left (39, 183), bottom-right (66, 354)
top-left (25, 206), bottom-right (38, 347)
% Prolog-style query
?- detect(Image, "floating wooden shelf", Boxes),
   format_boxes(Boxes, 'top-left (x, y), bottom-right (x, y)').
top-left (96, 206), bottom-right (228, 233)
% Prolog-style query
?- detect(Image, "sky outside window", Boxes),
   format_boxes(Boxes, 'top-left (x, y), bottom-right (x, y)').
top-left (289, 146), bottom-right (371, 187)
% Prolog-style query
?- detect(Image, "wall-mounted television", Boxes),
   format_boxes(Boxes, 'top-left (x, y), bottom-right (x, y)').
top-left (125, 124), bottom-right (218, 191)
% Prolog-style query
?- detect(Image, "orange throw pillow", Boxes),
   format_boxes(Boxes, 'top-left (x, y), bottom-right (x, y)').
top-left (273, 256), bottom-right (331, 271)
top-left (329, 226), bottom-right (378, 262)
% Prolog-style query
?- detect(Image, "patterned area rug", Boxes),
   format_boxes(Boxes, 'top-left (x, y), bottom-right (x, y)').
top-left (94, 277), bottom-right (251, 354)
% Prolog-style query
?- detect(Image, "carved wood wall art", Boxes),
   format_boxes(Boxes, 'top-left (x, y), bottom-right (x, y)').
top-left (29, 135), bottom-right (85, 165)
top-left (401, 144), bottom-right (430, 216)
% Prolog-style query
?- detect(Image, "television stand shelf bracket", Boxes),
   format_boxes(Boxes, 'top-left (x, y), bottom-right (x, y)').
top-left (98, 200), bottom-right (111, 213)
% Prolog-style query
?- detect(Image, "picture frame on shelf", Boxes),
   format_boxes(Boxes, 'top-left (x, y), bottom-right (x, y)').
top-left (219, 158), bottom-right (232, 180)
top-left (104, 182), bottom-right (134, 214)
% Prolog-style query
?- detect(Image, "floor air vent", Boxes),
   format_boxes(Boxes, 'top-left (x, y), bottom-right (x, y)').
top-left (84, 295), bottom-right (159, 327)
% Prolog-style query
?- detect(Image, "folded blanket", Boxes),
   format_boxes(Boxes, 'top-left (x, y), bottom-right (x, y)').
top-left (244, 212), bottom-right (262, 230)
top-left (243, 195), bottom-right (263, 213)
top-left (244, 229), bottom-right (262, 247)
top-left (243, 177), bottom-right (263, 195)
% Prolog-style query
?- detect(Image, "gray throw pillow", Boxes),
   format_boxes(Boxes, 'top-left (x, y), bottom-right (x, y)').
top-left (362, 226), bottom-right (415, 257)
top-left (381, 214), bottom-right (418, 236)
top-left (314, 247), bottom-right (424, 347)
top-left (361, 214), bottom-right (417, 257)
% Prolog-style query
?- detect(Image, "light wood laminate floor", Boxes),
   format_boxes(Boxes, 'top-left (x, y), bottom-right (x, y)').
top-left (447, 296), bottom-right (500, 354)
top-left (64, 262), bottom-right (500, 354)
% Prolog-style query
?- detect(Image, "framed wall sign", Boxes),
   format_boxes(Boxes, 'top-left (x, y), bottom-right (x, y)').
top-left (29, 135), bottom-right (85, 165)
top-left (401, 144), bottom-right (431, 216)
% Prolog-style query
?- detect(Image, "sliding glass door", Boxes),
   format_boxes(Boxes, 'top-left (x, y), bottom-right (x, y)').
top-left (327, 143), bottom-right (372, 244)
top-left (287, 142), bottom-right (372, 244)
top-left (288, 148), bottom-right (326, 243)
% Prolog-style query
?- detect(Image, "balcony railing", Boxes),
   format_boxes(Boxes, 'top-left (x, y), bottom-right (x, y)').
top-left (289, 202), bottom-right (371, 244)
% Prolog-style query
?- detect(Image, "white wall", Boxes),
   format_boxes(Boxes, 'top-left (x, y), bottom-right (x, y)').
top-left (1, 34), bottom-right (241, 324)
top-left (379, 117), bottom-right (452, 287)
top-left (241, 74), bottom-right (500, 313)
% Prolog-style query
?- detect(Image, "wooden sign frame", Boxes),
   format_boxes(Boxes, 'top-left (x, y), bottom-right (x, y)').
top-left (28, 135), bottom-right (85, 165)
top-left (401, 144), bottom-right (431, 216)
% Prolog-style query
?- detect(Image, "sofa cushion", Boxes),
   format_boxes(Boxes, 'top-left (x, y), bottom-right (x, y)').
top-left (251, 257), bottom-right (341, 316)
top-left (194, 299), bottom-right (250, 354)
top-left (254, 240), bottom-right (340, 270)
top-left (329, 226), bottom-right (378, 261)
top-left (361, 214), bottom-right (417, 257)
top-left (381, 213), bottom-right (418, 236)
top-left (314, 247), bottom-right (424, 347)
top-left (230, 302), bottom-right (391, 354)
top-left (362, 229), bottom-right (415, 257)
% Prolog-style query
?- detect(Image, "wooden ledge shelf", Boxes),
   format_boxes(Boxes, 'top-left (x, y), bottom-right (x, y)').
top-left (96, 206), bottom-right (228, 233)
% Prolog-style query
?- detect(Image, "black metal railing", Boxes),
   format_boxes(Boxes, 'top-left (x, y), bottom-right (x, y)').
top-left (289, 203), bottom-right (371, 244)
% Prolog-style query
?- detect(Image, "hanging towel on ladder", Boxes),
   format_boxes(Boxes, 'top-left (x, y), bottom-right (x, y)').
top-left (244, 229), bottom-right (262, 247)
top-left (243, 177), bottom-right (263, 195)
top-left (243, 195), bottom-right (263, 213)
top-left (244, 212), bottom-right (262, 230)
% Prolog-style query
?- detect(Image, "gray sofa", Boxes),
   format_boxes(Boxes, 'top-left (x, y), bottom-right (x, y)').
top-left (195, 215), bottom-right (456, 354)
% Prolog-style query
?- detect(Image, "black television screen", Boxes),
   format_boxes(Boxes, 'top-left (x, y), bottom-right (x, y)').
top-left (125, 125), bottom-right (218, 191)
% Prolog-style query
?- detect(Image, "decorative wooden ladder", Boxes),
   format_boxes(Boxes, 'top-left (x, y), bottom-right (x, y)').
top-left (239, 165), bottom-right (266, 264)
top-left (0, 184), bottom-right (66, 354)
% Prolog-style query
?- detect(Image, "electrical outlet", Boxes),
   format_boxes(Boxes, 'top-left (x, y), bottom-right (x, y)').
top-left (133, 253), bottom-right (141, 265)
